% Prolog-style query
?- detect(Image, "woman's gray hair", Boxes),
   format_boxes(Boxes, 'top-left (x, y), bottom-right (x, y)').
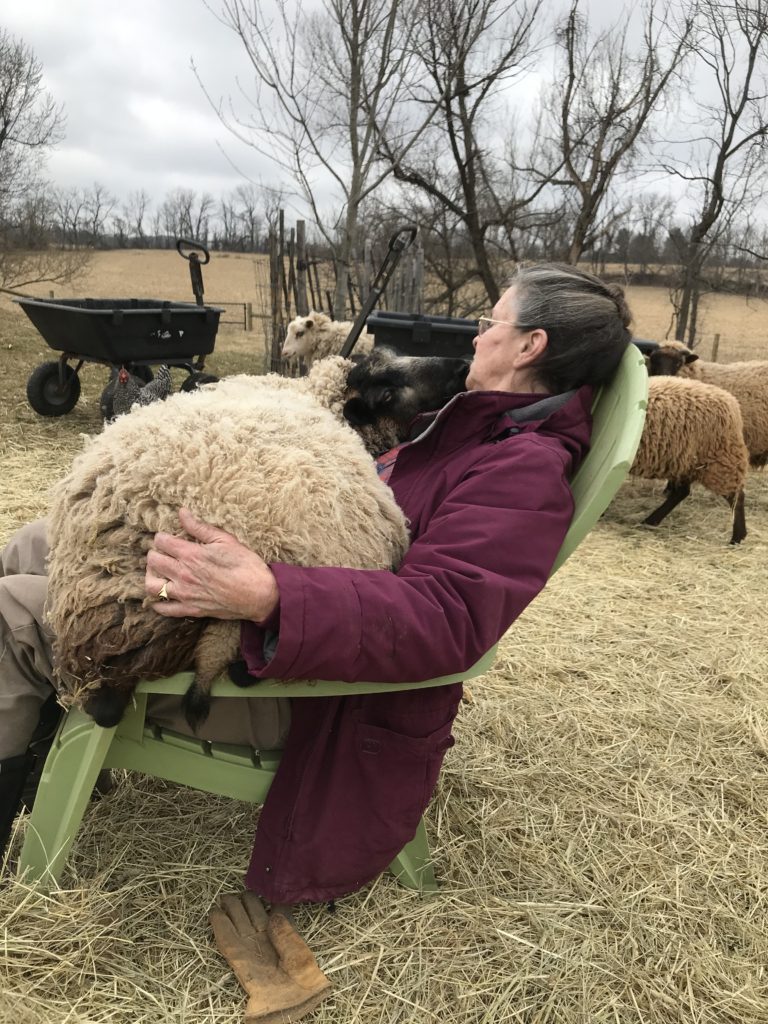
top-left (509, 263), bottom-right (632, 393)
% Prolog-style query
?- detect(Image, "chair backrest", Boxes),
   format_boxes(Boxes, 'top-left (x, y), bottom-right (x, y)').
top-left (549, 343), bottom-right (648, 575)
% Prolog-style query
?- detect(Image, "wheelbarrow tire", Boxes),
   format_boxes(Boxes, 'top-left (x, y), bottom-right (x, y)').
top-left (26, 362), bottom-right (81, 417)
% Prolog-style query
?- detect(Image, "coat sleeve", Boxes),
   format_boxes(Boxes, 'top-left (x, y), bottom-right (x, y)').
top-left (239, 435), bottom-right (574, 683)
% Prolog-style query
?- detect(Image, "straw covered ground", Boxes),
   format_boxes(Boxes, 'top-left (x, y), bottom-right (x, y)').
top-left (1, 298), bottom-right (767, 1023)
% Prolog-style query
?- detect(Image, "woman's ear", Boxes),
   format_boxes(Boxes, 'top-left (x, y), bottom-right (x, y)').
top-left (518, 328), bottom-right (548, 365)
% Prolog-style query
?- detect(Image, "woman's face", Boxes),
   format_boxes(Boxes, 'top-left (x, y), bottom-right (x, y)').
top-left (465, 285), bottom-right (548, 393)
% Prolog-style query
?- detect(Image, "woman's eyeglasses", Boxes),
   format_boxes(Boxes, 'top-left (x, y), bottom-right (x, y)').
top-left (477, 316), bottom-right (519, 335)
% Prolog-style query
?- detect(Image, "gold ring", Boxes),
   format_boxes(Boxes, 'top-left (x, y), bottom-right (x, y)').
top-left (158, 581), bottom-right (170, 600)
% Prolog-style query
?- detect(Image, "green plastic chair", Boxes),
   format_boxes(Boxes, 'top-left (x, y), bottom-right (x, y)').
top-left (18, 345), bottom-right (648, 890)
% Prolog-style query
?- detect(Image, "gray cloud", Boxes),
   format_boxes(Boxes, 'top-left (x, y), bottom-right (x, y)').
top-left (4, 0), bottom-right (282, 207)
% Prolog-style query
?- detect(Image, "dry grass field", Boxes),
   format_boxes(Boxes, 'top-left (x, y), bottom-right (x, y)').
top-left (0, 262), bottom-right (767, 1024)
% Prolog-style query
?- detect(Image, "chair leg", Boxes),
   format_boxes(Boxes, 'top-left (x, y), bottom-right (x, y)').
top-left (388, 817), bottom-right (439, 893)
top-left (17, 707), bottom-right (116, 887)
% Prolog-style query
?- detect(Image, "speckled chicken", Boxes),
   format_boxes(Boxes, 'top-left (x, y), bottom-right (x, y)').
top-left (108, 364), bottom-right (174, 419)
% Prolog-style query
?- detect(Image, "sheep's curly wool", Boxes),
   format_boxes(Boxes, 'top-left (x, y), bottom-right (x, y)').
top-left (45, 357), bottom-right (409, 726)
top-left (631, 376), bottom-right (748, 535)
top-left (282, 312), bottom-right (374, 366)
top-left (650, 341), bottom-right (768, 467)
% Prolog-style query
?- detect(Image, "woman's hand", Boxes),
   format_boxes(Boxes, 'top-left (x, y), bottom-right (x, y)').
top-left (145, 508), bottom-right (279, 622)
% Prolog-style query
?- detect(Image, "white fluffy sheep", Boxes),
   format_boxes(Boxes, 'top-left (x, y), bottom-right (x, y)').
top-left (46, 356), bottom-right (409, 729)
top-left (630, 376), bottom-right (749, 544)
top-left (281, 311), bottom-right (374, 366)
top-left (647, 341), bottom-right (768, 467)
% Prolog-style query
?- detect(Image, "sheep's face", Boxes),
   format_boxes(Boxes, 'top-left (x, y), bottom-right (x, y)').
top-left (646, 346), bottom-right (699, 376)
top-left (281, 312), bottom-right (331, 359)
top-left (343, 348), bottom-right (469, 435)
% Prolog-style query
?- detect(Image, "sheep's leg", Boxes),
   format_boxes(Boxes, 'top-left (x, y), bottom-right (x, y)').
top-left (727, 489), bottom-right (747, 545)
top-left (642, 480), bottom-right (691, 527)
top-left (182, 620), bottom-right (241, 731)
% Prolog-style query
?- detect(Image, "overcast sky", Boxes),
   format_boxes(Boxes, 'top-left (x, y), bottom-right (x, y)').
top-left (3, 0), bottom-right (277, 206)
top-left (3, 0), bottom-right (681, 219)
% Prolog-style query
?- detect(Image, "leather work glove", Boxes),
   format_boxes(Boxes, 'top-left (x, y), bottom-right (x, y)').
top-left (209, 892), bottom-right (332, 1023)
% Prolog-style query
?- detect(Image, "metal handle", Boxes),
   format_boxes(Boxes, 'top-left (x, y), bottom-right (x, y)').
top-left (176, 238), bottom-right (211, 265)
top-left (340, 225), bottom-right (418, 358)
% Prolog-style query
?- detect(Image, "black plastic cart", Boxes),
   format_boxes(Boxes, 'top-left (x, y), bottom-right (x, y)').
top-left (15, 239), bottom-right (223, 417)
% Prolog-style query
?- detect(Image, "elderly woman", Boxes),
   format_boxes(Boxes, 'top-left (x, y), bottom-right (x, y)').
top-left (143, 262), bottom-right (632, 907)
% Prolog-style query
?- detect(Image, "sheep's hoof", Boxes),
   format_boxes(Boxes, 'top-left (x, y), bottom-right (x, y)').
top-left (182, 684), bottom-right (211, 733)
top-left (83, 686), bottom-right (132, 728)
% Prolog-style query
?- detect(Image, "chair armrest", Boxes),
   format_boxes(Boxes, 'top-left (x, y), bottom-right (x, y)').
top-left (134, 645), bottom-right (498, 698)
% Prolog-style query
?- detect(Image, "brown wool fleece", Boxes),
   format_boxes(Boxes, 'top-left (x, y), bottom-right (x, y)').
top-left (631, 376), bottom-right (749, 501)
top-left (654, 343), bottom-right (768, 466)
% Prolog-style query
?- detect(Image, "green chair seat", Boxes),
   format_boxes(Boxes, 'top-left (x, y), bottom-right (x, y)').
top-left (18, 345), bottom-right (648, 890)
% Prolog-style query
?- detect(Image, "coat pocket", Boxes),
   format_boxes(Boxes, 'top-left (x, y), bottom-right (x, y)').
top-left (353, 717), bottom-right (455, 843)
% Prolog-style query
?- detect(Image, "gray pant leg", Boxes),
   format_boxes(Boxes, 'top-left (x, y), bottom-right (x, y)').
top-left (0, 519), bottom-right (49, 577)
top-left (0, 574), bottom-right (56, 758)
top-left (0, 519), bottom-right (290, 753)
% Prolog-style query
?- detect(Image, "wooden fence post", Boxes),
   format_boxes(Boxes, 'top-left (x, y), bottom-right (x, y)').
top-left (711, 333), bottom-right (720, 361)
top-left (413, 237), bottom-right (424, 313)
top-left (296, 221), bottom-right (309, 316)
top-left (245, 302), bottom-right (253, 332)
top-left (269, 230), bottom-right (283, 372)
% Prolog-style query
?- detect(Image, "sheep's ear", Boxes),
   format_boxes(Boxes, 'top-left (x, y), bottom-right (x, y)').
top-left (684, 351), bottom-right (699, 364)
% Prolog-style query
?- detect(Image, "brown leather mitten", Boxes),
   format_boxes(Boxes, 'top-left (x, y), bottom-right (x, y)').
top-left (209, 892), bottom-right (331, 1024)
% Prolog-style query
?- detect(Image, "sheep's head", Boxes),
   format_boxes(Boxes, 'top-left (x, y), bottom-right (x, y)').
top-left (342, 347), bottom-right (470, 437)
top-left (646, 343), bottom-right (699, 377)
top-left (281, 311), bottom-right (331, 359)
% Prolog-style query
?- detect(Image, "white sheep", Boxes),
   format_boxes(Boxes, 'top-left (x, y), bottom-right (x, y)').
top-left (630, 376), bottom-right (749, 544)
top-left (45, 350), bottom-right (473, 730)
top-left (45, 357), bottom-right (409, 729)
top-left (281, 311), bottom-right (374, 366)
top-left (647, 341), bottom-right (768, 467)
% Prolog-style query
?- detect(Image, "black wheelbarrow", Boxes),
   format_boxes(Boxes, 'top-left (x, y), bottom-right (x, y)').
top-left (15, 239), bottom-right (223, 417)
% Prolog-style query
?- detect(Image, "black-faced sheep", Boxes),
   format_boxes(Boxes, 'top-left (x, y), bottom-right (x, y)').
top-left (630, 376), bottom-right (748, 544)
top-left (342, 347), bottom-right (470, 444)
top-left (281, 312), bottom-right (374, 366)
top-left (647, 341), bottom-right (768, 467)
top-left (46, 350), bottom-right (472, 730)
top-left (341, 351), bottom-right (750, 544)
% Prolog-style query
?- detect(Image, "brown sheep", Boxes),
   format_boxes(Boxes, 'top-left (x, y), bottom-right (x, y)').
top-left (647, 341), bottom-right (768, 467)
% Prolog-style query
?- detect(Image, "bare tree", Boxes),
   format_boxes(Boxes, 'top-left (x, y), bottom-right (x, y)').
top-left (659, 0), bottom-right (768, 343)
top-left (53, 186), bottom-right (88, 247)
top-left (0, 29), bottom-right (63, 209)
top-left (159, 188), bottom-right (215, 245)
top-left (0, 30), bottom-right (88, 289)
top-left (123, 189), bottom-right (151, 245)
top-left (202, 0), bottom-right (428, 316)
top-left (376, 0), bottom-right (549, 306)
top-left (83, 182), bottom-right (116, 246)
top-left (541, 1), bottom-right (692, 265)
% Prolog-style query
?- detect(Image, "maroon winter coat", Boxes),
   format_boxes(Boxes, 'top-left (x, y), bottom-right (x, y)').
top-left (238, 386), bottom-right (593, 903)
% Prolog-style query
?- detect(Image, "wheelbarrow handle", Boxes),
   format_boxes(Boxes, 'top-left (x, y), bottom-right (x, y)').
top-left (176, 238), bottom-right (211, 266)
top-left (339, 225), bottom-right (418, 359)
